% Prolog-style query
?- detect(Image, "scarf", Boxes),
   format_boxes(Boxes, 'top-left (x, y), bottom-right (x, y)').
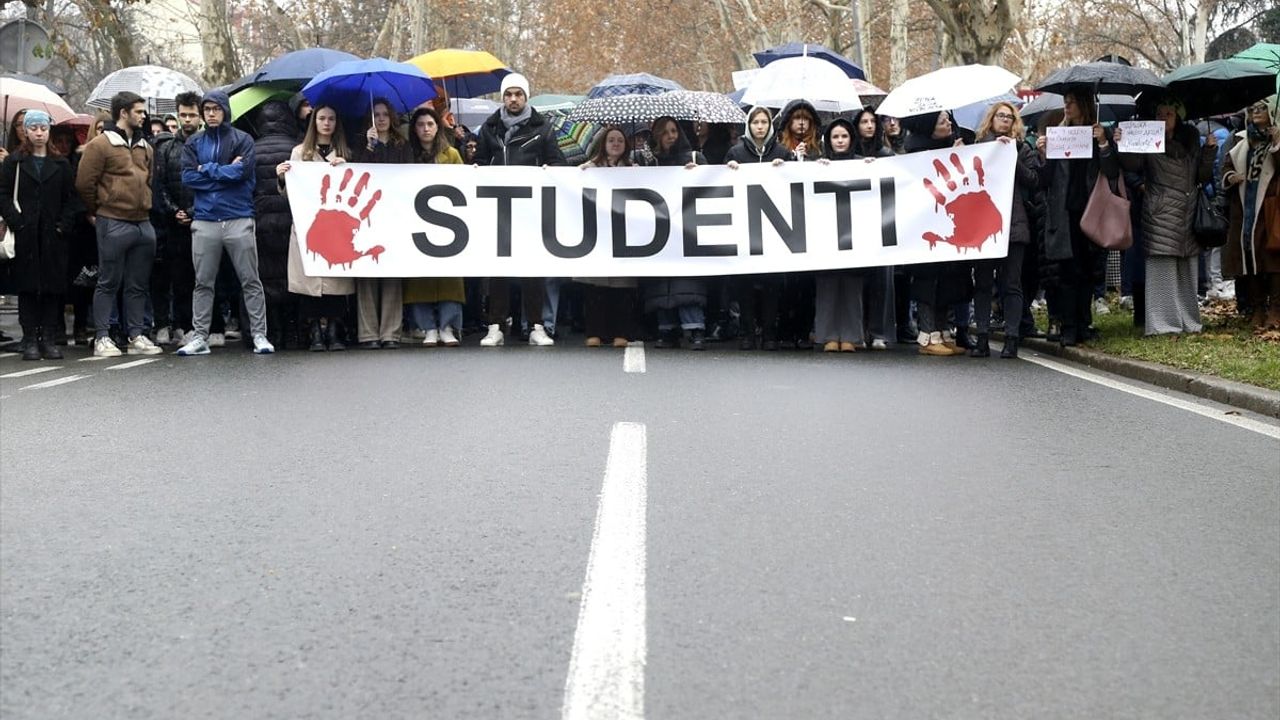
top-left (1246, 125), bottom-right (1269, 183)
top-left (501, 105), bottom-right (533, 143)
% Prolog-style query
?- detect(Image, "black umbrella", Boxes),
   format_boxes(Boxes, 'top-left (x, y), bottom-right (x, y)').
top-left (1036, 62), bottom-right (1165, 95)
top-left (1021, 92), bottom-right (1136, 127)
top-left (1161, 59), bottom-right (1278, 119)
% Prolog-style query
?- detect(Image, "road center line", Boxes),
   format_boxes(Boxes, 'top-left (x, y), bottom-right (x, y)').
top-left (0, 352), bottom-right (17, 359)
top-left (1, 367), bottom-right (59, 379)
top-left (106, 358), bottom-right (160, 371)
top-left (78, 356), bottom-right (110, 362)
top-left (623, 343), bottom-right (646, 374)
top-left (1019, 351), bottom-right (1280, 440)
top-left (21, 374), bottom-right (91, 391)
top-left (563, 421), bottom-right (648, 720)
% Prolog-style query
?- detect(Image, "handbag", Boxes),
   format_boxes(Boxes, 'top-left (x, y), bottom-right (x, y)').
top-left (1080, 172), bottom-right (1132, 251)
top-left (0, 165), bottom-right (18, 261)
top-left (1192, 190), bottom-right (1228, 248)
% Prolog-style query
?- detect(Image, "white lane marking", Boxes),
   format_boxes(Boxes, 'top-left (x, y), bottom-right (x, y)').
top-left (106, 358), bottom-right (159, 371)
top-left (0, 352), bottom-right (17, 359)
top-left (1020, 351), bottom-right (1280, 440)
top-left (21, 374), bottom-right (91, 390)
top-left (563, 422), bottom-right (648, 720)
top-left (623, 343), bottom-right (646, 374)
top-left (0, 366), bottom-right (59, 379)
top-left (78, 356), bottom-right (110, 362)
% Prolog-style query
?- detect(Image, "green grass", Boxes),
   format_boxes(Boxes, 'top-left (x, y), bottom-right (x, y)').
top-left (1045, 300), bottom-right (1280, 391)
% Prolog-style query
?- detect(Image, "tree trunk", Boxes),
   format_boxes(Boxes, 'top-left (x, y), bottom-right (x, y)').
top-left (889, 0), bottom-right (908, 86)
top-left (1192, 0), bottom-right (1215, 64)
top-left (198, 0), bottom-right (241, 86)
top-left (924, 0), bottom-right (1024, 66)
top-left (370, 0), bottom-right (402, 59)
top-left (75, 0), bottom-right (136, 68)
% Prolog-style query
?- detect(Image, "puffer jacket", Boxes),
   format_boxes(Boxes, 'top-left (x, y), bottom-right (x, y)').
top-left (181, 89), bottom-right (256, 221)
top-left (252, 100), bottom-right (299, 294)
top-left (1121, 123), bottom-right (1215, 258)
top-left (473, 107), bottom-right (566, 167)
top-left (154, 128), bottom-right (194, 220)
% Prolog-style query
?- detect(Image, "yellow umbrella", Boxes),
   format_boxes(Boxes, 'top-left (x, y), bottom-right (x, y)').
top-left (404, 49), bottom-right (511, 98)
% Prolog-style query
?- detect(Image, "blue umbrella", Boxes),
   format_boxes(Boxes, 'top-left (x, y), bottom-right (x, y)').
top-left (752, 42), bottom-right (866, 81)
top-left (586, 73), bottom-right (683, 99)
top-left (952, 92), bottom-right (1023, 130)
top-left (301, 58), bottom-right (437, 116)
top-left (230, 48), bottom-right (361, 93)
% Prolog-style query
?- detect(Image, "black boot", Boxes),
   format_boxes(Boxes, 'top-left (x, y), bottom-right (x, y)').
top-left (308, 320), bottom-right (326, 352)
top-left (39, 331), bottom-right (63, 360)
top-left (688, 328), bottom-right (706, 351)
top-left (654, 329), bottom-right (678, 349)
top-left (969, 333), bottom-right (990, 358)
top-left (1000, 336), bottom-right (1020, 359)
top-left (20, 334), bottom-right (40, 361)
top-left (327, 318), bottom-right (346, 351)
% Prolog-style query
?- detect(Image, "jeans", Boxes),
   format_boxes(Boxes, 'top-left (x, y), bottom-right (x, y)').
top-left (656, 305), bottom-right (705, 331)
top-left (407, 301), bottom-right (463, 332)
top-left (93, 217), bottom-right (156, 339)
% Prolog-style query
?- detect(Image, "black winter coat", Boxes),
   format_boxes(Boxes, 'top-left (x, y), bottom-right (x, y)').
top-left (474, 108), bottom-right (566, 167)
top-left (724, 136), bottom-right (788, 164)
top-left (0, 153), bottom-right (76, 294)
top-left (976, 133), bottom-right (1041, 245)
top-left (252, 101), bottom-right (299, 290)
top-left (154, 129), bottom-right (194, 222)
top-left (1041, 129), bottom-right (1120, 262)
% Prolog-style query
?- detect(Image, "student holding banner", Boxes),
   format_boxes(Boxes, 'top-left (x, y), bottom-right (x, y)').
top-left (1113, 97), bottom-right (1216, 336)
top-left (850, 109), bottom-right (897, 351)
top-left (776, 100), bottom-right (822, 349)
top-left (812, 117), bottom-right (865, 352)
top-left (1036, 92), bottom-right (1119, 348)
top-left (725, 106), bottom-right (787, 350)
top-left (575, 126), bottom-right (639, 348)
top-left (403, 107), bottom-right (465, 347)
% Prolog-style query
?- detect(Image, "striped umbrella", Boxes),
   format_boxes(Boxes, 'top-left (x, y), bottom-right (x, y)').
top-left (545, 110), bottom-right (603, 165)
top-left (87, 65), bottom-right (203, 116)
top-left (586, 73), bottom-right (683, 99)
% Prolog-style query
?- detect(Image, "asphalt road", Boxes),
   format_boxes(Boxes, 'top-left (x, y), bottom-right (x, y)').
top-left (1, 336), bottom-right (1277, 719)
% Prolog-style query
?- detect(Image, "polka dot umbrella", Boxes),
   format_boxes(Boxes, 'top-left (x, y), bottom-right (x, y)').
top-left (568, 92), bottom-right (695, 124)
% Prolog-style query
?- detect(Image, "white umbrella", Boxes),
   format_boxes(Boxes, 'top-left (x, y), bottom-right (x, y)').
top-left (87, 64), bottom-right (203, 116)
top-left (877, 64), bottom-right (1021, 118)
top-left (741, 55), bottom-right (862, 113)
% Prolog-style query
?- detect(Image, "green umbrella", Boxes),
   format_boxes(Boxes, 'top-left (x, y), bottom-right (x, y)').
top-left (1232, 43), bottom-right (1280, 111)
top-left (1162, 59), bottom-right (1277, 118)
top-left (530, 94), bottom-right (585, 112)
top-left (230, 82), bottom-right (296, 121)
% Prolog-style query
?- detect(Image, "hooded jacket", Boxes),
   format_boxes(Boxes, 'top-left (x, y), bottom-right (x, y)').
top-left (181, 89), bottom-right (256, 221)
top-left (154, 126), bottom-right (194, 222)
top-left (724, 107), bottom-right (789, 164)
top-left (252, 100), bottom-right (300, 290)
top-left (777, 99), bottom-right (822, 160)
top-left (75, 121), bottom-right (153, 221)
top-left (640, 117), bottom-right (705, 167)
top-left (821, 118), bottom-right (859, 161)
top-left (848, 113), bottom-right (895, 159)
top-left (901, 111), bottom-right (958, 154)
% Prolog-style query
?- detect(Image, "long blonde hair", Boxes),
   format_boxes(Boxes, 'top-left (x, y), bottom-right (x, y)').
top-left (976, 101), bottom-right (1026, 141)
top-left (300, 104), bottom-right (351, 161)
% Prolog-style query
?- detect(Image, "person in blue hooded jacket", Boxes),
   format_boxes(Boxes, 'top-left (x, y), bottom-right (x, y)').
top-left (175, 89), bottom-right (273, 355)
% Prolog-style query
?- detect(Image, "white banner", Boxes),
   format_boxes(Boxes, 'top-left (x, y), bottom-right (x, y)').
top-left (285, 142), bottom-right (1016, 278)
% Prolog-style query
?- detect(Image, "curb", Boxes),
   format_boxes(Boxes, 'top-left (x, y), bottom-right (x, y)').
top-left (1007, 334), bottom-right (1280, 420)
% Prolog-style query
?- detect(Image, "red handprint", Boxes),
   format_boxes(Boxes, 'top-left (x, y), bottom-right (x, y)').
top-left (304, 168), bottom-right (386, 268)
top-left (921, 152), bottom-right (1003, 253)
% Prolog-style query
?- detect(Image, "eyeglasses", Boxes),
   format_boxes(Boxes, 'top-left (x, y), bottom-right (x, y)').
top-left (994, 112), bottom-right (1015, 121)
top-left (1249, 105), bottom-right (1269, 114)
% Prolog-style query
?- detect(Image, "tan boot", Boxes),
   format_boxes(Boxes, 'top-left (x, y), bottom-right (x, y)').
top-left (585, 336), bottom-right (602, 347)
top-left (918, 332), bottom-right (953, 356)
top-left (612, 337), bottom-right (629, 348)
top-left (823, 340), bottom-right (839, 352)
top-left (840, 341), bottom-right (856, 353)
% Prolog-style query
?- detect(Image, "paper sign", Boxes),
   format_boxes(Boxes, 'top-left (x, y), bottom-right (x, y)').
top-left (1117, 121), bottom-right (1166, 154)
top-left (1046, 126), bottom-right (1094, 160)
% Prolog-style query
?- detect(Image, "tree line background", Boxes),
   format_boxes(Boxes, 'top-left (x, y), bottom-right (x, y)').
top-left (1, 0), bottom-right (1277, 109)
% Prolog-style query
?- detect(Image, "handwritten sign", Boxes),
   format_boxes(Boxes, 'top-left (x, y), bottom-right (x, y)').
top-left (1046, 126), bottom-right (1094, 160)
top-left (1117, 121), bottom-right (1166, 154)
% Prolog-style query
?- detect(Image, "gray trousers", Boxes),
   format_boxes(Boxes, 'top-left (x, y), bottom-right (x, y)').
top-left (814, 272), bottom-right (865, 344)
top-left (191, 218), bottom-right (267, 340)
top-left (93, 217), bottom-right (156, 339)
top-left (356, 278), bottom-right (403, 342)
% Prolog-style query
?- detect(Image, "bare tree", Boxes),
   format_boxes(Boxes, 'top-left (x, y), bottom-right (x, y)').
top-left (198, 0), bottom-right (241, 85)
top-left (921, 0), bottom-right (1025, 64)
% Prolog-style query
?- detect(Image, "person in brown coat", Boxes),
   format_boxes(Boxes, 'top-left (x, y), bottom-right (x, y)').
top-left (73, 91), bottom-right (162, 357)
top-left (1222, 100), bottom-right (1280, 329)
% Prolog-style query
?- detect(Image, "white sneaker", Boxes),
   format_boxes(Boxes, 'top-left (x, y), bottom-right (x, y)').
top-left (176, 335), bottom-right (210, 356)
top-left (208, 332), bottom-right (226, 347)
top-left (1093, 298), bottom-right (1110, 316)
top-left (128, 334), bottom-right (163, 355)
top-left (528, 324), bottom-right (554, 346)
top-left (1119, 295), bottom-right (1134, 310)
top-left (479, 323), bottom-right (504, 347)
top-left (440, 327), bottom-right (459, 347)
top-left (155, 326), bottom-right (171, 346)
top-left (252, 334), bottom-right (274, 354)
top-left (93, 336), bottom-right (122, 357)
top-left (224, 328), bottom-right (242, 341)
top-left (422, 329), bottom-right (439, 346)
top-left (871, 338), bottom-right (887, 350)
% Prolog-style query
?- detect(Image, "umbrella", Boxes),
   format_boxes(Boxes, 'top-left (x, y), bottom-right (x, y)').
top-left (753, 42), bottom-right (866, 80)
top-left (1, 72), bottom-right (64, 96)
top-left (876, 64), bottom-right (1019, 118)
top-left (851, 79), bottom-right (887, 101)
top-left (952, 92), bottom-right (1023, 130)
top-left (57, 112), bottom-right (96, 127)
top-left (0, 76), bottom-right (78, 128)
top-left (568, 93), bottom-right (694, 124)
top-left (405, 49), bottom-right (510, 99)
top-left (229, 82), bottom-right (296, 121)
top-left (1231, 44), bottom-right (1280, 112)
top-left (451, 98), bottom-right (500, 130)
top-left (586, 73), bottom-right (683, 99)
top-left (1020, 92), bottom-right (1136, 126)
top-left (545, 111), bottom-right (603, 165)
top-left (229, 48), bottom-right (360, 93)
top-left (87, 64), bottom-right (203, 116)
top-left (1161, 59), bottom-right (1277, 119)
top-left (530, 94), bottom-right (585, 112)
top-left (301, 58), bottom-right (437, 117)
top-left (1036, 61), bottom-right (1164, 95)
top-left (661, 90), bottom-right (747, 124)
top-left (741, 55), bottom-right (862, 113)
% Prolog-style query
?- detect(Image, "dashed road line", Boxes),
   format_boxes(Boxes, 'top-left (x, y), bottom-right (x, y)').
top-left (563, 421), bottom-right (648, 720)
top-left (106, 358), bottom-right (160, 371)
top-left (78, 356), bottom-right (111, 362)
top-left (21, 374), bottom-right (91, 390)
top-left (1, 366), bottom-right (59, 379)
top-left (623, 343), bottom-right (646, 374)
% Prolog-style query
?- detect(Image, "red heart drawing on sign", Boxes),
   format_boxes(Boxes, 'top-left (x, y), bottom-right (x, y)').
top-left (1155, 140), bottom-right (1162, 149)
top-left (1064, 151), bottom-right (1072, 157)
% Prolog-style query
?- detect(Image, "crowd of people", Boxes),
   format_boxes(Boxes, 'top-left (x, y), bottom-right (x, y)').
top-left (1, 70), bottom-right (1277, 362)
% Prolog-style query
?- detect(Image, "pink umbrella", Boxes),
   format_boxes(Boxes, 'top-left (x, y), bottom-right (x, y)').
top-left (0, 76), bottom-right (77, 125)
